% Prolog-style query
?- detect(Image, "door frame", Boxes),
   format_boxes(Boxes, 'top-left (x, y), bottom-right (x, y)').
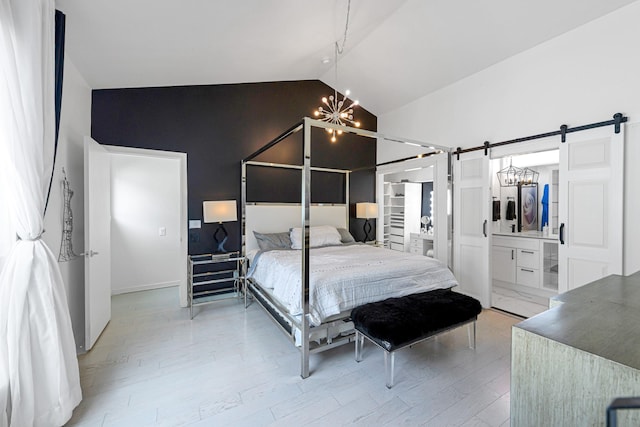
top-left (105, 145), bottom-right (189, 307)
top-left (376, 152), bottom-right (450, 266)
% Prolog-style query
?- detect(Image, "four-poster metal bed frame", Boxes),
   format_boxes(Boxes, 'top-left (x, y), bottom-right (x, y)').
top-left (241, 112), bottom-right (629, 379)
top-left (241, 117), bottom-right (450, 378)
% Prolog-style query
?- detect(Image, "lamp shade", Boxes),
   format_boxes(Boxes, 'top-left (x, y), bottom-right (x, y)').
top-left (203, 200), bottom-right (237, 223)
top-left (356, 202), bottom-right (378, 219)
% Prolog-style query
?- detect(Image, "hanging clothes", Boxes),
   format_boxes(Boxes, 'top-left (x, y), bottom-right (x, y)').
top-left (541, 184), bottom-right (549, 230)
top-left (492, 200), bottom-right (501, 221)
top-left (506, 199), bottom-right (517, 220)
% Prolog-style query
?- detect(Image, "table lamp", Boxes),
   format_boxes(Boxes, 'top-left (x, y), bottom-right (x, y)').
top-left (356, 202), bottom-right (378, 243)
top-left (203, 200), bottom-right (237, 253)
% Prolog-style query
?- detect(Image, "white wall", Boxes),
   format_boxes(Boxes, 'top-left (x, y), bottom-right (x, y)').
top-left (379, 1), bottom-right (640, 275)
top-left (43, 58), bottom-right (91, 352)
top-left (110, 154), bottom-right (182, 294)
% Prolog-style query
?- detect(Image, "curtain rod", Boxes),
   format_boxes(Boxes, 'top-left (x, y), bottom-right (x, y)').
top-left (454, 113), bottom-right (627, 160)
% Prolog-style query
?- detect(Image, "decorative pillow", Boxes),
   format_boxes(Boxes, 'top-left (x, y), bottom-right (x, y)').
top-left (290, 225), bottom-right (342, 249)
top-left (337, 228), bottom-right (355, 244)
top-left (253, 231), bottom-right (291, 251)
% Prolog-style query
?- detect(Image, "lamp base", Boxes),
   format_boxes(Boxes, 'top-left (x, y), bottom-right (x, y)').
top-left (213, 223), bottom-right (229, 253)
top-left (362, 219), bottom-right (372, 243)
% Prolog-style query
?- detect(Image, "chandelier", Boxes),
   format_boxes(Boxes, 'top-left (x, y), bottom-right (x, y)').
top-left (314, 90), bottom-right (360, 142)
top-left (313, 0), bottom-right (359, 143)
top-left (497, 158), bottom-right (539, 187)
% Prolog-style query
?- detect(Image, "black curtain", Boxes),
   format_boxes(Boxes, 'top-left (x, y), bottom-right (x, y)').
top-left (45, 10), bottom-right (66, 212)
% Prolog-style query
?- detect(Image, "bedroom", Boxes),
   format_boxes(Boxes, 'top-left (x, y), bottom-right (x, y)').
top-left (2, 0), bottom-right (640, 425)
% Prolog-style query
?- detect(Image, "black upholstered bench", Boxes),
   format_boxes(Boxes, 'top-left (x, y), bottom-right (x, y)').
top-left (351, 289), bottom-right (482, 388)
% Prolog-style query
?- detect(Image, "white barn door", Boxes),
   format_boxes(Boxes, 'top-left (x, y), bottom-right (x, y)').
top-left (453, 151), bottom-right (491, 306)
top-left (558, 125), bottom-right (624, 293)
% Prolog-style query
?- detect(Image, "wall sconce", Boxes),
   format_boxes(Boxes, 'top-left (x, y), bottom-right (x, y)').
top-left (203, 200), bottom-right (237, 253)
top-left (356, 202), bottom-right (378, 243)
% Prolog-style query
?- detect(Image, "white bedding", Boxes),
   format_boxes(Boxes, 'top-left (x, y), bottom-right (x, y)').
top-left (248, 244), bottom-right (458, 326)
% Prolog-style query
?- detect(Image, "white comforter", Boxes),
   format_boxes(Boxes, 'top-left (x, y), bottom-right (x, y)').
top-left (248, 244), bottom-right (458, 326)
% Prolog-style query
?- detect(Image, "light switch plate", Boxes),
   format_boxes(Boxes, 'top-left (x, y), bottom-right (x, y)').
top-left (189, 220), bottom-right (201, 229)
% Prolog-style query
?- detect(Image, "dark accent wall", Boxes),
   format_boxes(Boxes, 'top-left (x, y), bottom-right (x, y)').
top-left (91, 80), bottom-right (377, 253)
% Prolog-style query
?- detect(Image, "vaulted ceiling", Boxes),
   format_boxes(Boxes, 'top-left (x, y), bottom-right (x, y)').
top-left (56, 0), bottom-right (638, 115)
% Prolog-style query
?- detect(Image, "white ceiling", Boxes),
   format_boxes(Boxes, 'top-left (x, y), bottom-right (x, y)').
top-left (56, 0), bottom-right (638, 115)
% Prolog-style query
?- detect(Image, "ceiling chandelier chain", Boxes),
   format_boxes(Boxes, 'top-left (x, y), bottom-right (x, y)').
top-left (336, 0), bottom-right (351, 56)
top-left (314, 0), bottom-right (360, 143)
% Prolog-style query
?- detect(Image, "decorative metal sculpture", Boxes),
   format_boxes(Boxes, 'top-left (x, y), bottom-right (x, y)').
top-left (58, 168), bottom-right (79, 262)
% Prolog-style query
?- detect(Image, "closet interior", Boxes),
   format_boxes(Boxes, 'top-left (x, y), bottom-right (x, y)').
top-left (381, 167), bottom-right (435, 257)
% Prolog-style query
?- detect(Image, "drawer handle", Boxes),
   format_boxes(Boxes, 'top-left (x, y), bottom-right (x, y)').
top-left (521, 250), bottom-right (535, 254)
top-left (520, 268), bottom-right (534, 273)
top-left (511, 249), bottom-right (514, 260)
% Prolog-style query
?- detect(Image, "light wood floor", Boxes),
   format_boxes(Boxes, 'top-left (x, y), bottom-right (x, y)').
top-left (66, 287), bottom-right (520, 426)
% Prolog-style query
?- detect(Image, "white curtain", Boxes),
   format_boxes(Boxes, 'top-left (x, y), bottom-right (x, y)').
top-left (0, 0), bottom-right (82, 426)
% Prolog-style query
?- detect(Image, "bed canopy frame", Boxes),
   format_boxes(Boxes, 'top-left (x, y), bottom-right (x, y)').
top-left (241, 117), bottom-right (451, 378)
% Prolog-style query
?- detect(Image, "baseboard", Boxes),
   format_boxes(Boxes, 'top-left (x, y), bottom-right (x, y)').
top-left (111, 280), bottom-right (179, 295)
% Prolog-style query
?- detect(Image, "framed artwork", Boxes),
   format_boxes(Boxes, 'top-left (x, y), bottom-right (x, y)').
top-left (519, 184), bottom-right (538, 231)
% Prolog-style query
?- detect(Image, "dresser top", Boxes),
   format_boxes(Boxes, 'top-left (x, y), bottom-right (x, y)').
top-left (514, 272), bottom-right (640, 370)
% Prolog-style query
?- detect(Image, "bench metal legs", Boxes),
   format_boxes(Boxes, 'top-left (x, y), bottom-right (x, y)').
top-left (384, 351), bottom-right (395, 388)
top-left (355, 319), bottom-right (477, 389)
top-left (355, 331), bottom-right (396, 388)
top-left (355, 331), bottom-right (364, 362)
top-left (467, 321), bottom-right (477, 349)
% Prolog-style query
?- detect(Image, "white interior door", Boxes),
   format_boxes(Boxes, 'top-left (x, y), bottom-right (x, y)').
top-left (453, 151), bottom-right (491, 306)
top-left (558, 125), bottom-right (624, 293)
top-left (84, 136), bottom-right (112, 351)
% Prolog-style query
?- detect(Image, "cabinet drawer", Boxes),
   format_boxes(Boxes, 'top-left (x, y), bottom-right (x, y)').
top-left (517, 249), bottom-right (539, 269)
top-left (390, 226), bottom-right (404, 236)
top-left (390, 242), bottom-right (404, 251)
top-left (410, 239), bottom-right (425, 249)
top-left (389, 234), bottom-right (404, 244)
top-left (516, 267), bottom-right (539, 287)
top-left (493, 236), bottom-right (539, 251)
top-left (409, 247), bottom-right (424, 255)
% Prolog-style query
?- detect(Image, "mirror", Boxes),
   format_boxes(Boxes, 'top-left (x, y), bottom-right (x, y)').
top-left (491, 150), bottom-right (559, 236)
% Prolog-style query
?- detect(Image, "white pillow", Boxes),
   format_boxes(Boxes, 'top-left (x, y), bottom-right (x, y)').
top-left (290, 225), bottom-right (342, 249)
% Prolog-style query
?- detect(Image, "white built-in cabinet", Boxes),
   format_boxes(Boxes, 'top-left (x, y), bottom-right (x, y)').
top-left (492, 236), bottom-right (558, 296)
top-left (383, 182), bottom-right (421, 252)
top-left (409, 233), bottom-right (434, 257)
